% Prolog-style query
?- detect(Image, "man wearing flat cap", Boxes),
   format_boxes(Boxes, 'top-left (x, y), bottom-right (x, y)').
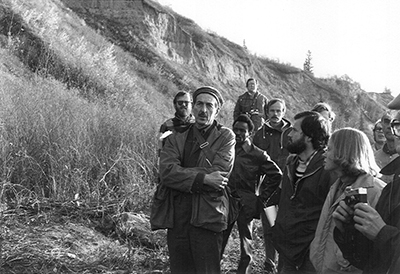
top-left (333, 93), bottom-right (400, 274)
top-left (156, 86), bottom-right (235, 273)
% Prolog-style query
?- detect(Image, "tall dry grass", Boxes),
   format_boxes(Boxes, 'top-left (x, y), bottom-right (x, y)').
top-left (0, 65), bottom-right (159, 214)
top-left (0, 0), bottom-right (180, 215)
top-left (0, 0), bottom-right (247, 216)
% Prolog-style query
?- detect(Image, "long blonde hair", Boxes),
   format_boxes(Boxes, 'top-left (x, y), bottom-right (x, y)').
top-left (330, 127), bottom-right (380, 177)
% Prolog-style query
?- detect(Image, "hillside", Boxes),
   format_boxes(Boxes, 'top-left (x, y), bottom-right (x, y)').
top-left (60, 0), bottom-right (392, 127)
top-left (0, 0), bottom-right (393, 273)
top-left (1, 0), bottom-right (391, 127)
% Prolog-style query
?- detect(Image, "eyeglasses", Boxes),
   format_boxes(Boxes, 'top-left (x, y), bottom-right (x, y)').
top-left (391, 120), bottom-right (400, 137)
top-left (373, 127), bottom-right (383, 132)
top-left (176, 101), bottom-right (192, 106)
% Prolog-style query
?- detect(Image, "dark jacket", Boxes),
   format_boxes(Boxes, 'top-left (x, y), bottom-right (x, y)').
top-left (271, 149), bottom-right (334, 269)
top-left (156, 123), bottom-right (235, 232)
top-left (233, 91), bottom-right (268, 130)
top-left (159, 113), bottom-right (195, 134)
top-left (253, 118), bottom-right (292, 171)
top-left (158, 113), bottom-right (195, 156)
top-left (229, 140), bottom-right (282, 220)
top-left (334, 157), bottom-right (400, 274)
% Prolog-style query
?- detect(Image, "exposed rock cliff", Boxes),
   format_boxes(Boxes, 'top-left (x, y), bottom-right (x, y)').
top-left (1, 0), bottom-right (390, 131)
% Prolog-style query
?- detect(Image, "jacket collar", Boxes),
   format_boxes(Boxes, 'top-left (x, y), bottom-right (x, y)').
top-left (382, 142), bottom-right (397, 156)
top-left (245, 91), bottom-right (259, 98)
top-left (174, 113), bottom-right (195, 123)
top-left (190, 120), bottom-right (222, 146)
top-left (241, 139), bottom-right (252, 154)
top-left (288, 149), bottom-right (325, 175)
top-left (264, 118), bottom-right (292, 132)
top-left (331, 173), bottom-right (376, 207)
top-left (380, 156), bottom-right (400, 176)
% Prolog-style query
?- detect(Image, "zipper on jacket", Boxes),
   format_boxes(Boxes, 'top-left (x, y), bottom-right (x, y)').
top-left (290, 166), bottom-right (323, 200)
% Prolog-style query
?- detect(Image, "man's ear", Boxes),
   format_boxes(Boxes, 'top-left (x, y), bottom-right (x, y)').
top-left (304, 135), bottom-right (312, 144)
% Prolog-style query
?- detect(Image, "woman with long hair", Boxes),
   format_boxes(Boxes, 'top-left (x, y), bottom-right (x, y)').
top-left (310, 127), bottom-right (386, 274)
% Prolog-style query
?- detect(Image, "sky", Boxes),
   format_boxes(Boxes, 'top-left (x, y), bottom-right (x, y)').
top-left (156, 0), bottom-right (400, 96)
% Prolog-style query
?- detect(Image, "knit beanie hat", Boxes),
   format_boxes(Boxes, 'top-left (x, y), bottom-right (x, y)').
top-left (193, 86), bottom-right (224, 107)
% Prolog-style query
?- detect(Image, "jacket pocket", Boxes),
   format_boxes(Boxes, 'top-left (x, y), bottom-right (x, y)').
top-left (150, 184), bottom-right (174, 231)
top-left (190, 189), bottom-right (229, 232)
top-left (237, 189), bottom-right (262, 220)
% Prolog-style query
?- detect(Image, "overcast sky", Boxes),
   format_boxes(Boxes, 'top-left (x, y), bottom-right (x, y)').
top-left (156, 0), bottom-right (400, 96)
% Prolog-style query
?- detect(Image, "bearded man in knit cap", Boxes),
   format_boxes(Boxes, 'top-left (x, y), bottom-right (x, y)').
top-left (156, 86), bottom-right (235, 274)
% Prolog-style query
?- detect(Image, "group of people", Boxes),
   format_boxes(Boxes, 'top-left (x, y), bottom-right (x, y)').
top-left (150, 78), bottom-right (400, 274)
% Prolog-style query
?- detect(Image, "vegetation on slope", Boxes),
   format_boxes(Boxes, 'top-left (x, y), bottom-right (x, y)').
top-left (0, 0), bottom-right (392, 273)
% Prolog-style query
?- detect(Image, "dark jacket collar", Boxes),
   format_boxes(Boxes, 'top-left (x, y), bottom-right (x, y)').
top-left (382, 143), bottom-right (398, 156)
top-left (264, 117), bottom-right (292, 132)
top-left (174, 113), bottom-right (194, 123)
top-left (380, 156), bottom-right (400, 176)
top-left (287, 149), bottom-right (325, 174)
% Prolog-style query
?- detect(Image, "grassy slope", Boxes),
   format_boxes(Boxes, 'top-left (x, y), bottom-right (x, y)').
top-left (0, 0), bottom-right (392, 273)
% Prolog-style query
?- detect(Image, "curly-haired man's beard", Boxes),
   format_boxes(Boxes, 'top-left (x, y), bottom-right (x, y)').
top-left (287, 136), bottom-right (307, 154)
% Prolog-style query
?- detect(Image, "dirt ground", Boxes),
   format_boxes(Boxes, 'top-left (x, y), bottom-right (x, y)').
top-left (0, 207), bottom-right (268, 274)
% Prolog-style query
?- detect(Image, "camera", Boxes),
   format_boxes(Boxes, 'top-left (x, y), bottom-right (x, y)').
top-left (343, 186), bottom-right (368, 208)
top-left (247, 109), bottom-right (259, 116)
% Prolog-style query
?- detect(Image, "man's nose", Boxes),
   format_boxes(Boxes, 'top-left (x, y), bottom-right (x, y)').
top-left (199, 104), bottom-right (207, 112)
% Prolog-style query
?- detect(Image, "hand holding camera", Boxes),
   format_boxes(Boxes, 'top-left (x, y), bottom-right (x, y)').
top-left (343, 186), bottom-right (368, 209)
top-left (352, 202), bottom-right (386, 240)
top-left (333, 186), bottom-right (386, 240)
top-left (332, 187), bottom-right (368, 232)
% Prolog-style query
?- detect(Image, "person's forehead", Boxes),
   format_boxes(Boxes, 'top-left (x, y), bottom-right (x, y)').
top-left (176, 94), bottom-right (191, 101)
top-left (293, 118), bottom-right (304, 130)
top-left (269, 101), bottom-right (285, 110)
top-left (233, 121), bottom-right (249, 130)
top-left (195, 93), bottom-right (218, 104)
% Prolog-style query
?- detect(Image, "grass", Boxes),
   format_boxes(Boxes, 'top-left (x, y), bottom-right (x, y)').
top-left (0, 49), bottom-right (158, 211)
top-left (0, 0), bottom-right (388, 272)
top-left (0, 1), bottom-right (260, 271)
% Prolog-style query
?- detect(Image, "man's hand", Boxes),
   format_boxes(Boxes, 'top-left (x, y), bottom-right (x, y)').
top-left (332, 200), bottom-right (354, 232)
top-left (204, 171), bottom-right (229, 191)
top-left (353, 203), bottom-right (386, 240)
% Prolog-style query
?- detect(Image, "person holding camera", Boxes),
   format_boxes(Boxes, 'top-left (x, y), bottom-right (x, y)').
top-left (332, 100), bottom-right (400, 274)
top-left (310, 128), bottom-right (385, 274)
top-left (233, 78), bottom-right (268, 131)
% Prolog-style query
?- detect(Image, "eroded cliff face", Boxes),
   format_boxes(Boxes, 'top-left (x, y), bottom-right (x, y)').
top-left (5, 0), bottom-right (386, 128)
top-left (59, 0), bottom-right (377, 124)
top-left (61, 0), bottom-right (253, 91)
